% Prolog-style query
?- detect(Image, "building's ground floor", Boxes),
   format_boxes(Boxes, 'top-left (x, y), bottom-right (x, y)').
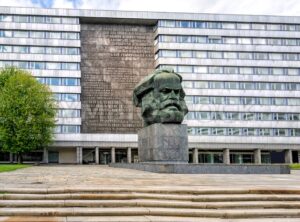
top-left (0, 147), bottom-right (299, 165)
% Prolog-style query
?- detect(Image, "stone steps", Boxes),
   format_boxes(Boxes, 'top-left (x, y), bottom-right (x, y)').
top-left (0, 188), bottom-right (300, 220)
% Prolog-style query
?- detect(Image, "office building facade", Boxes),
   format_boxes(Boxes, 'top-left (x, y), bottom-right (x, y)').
top-left (0, 7), bottom-right (299, 165)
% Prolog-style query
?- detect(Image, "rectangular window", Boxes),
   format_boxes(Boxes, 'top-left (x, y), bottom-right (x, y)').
top-left (0, 45), bottom-right (12, 52)
top-left (285, 39), bottom-right (297, 46)
top-left (46, 47), bottom-right (61, 54)
top-left (287, 68), bottom-right (299, 75)
top-left (222, 23), bottom-right (236, 29)
top-left (227, 97), bottom-right (240, 105)
top-left (30, 31), bottom-right (45, 38)
top-left (46, 16), bottom-right (61, 24)
top-left (182, 81), bottom-right (193, 88)
top-left (258, 128), bottom-right (271, 136)
top-left (274, 129), bottom-right (287, 136)
top-left (225, 82), bottom-right (239, 89)
top-left (226, 112), bottom-right (239, 120)
top-left (194, 36), bottom-right (207, 43)
top-left (283, 24), bottom-right (297, 31)
top-left (0, 31), bottom-right (12, 37)
top-left (46, 62), bottom-right (61, 70)
top-left (63, 78), bottom-right (79, 86)
top-left (210, 81), bottom-right (224, 89)
top-left (242, 97), bottom-right (256, 105)
top-left (30, 62), bottom-right (45, 69)
top-left (62, 63), bottom-right (79, 70)
top-left (240, 67), bottom-right (253, 75)
top-left (266, 24), bottom-right (281, 31)
top-left (46, 78), bottom-right (60, 86)
top-left (223, 37), bottom-right (236, 44)
top-left (47, 32), bottom-right (61, 39)
top-left (30, 16), bottom-right (45, 23)
top-left (194, 66), bottom-right (207, 73)
top-left (186, 112), bottom-right (195, 120)
top-left (255, 68), bottom-right (269, 75)
top-left (211, 97), bottom-right (225, 105)
top-left (159, 20), bottom-right (175, 27)
top-left (207, 22), bottom-right (222, 29)
top-left (209, 51), bottom-right (222, 59)
top-left (258, 98), bottom-right (271, 105)
top-left (198, 112), bottom-right (210, 120)
top-left (273, 113), bottom-right (286, 120)
top-left (237, 23), bottom-right (251, 29)
top-left (224, 67), bottom-right (239, 74)
top-left (252, 38), bottom-right (267, 45)
top-left (14, 15), bottom-right (29, 23)
top-left (59, 109), bottom-right (80, 118)
top-left (257, 82), bottom-right (269, 90)
top-left (208, 37), bottom-right (222, 44)
top-left (198, 128), bottom-right (210, 135)
top-left (194, 81), bottom-right (208, 88)
top-left (30, 46), bottom-right (45, 54)
top-left (13, 61), bottom-right (28, 69)
top-left (61, 94), bottom-right (80, 102)
top-left (287, 83), bottom-right (298, 90)
top-left (285, 53), bottom-right (298, 61)
top-left (269, 53), bottom-right (282, 60)
top-left (241, 82), bottom-right (255, 90)
top-left (185, 96), bottom-right (193, 104)
top-left (257, 113), bottom-right (272, 121)
top-left (288, 113), bottom-right (300, 121)
top-left (224, 52), bottom-right (237, 59)
top-left (161, 35), bottom-right (176, 42)
top-left (62, 47), bottom-right (79, 55)
top-left (0, 15), bottom-right (12, 22)
top-left (178, 36), bottom-right (192, 43)
top-left (178, 66), bottom-right (192, 73)
top-left (13, 46), bottom-right (28, 53)
top-left (252, 23), bottom-right (265, 30)
top-left (254, 52), bottom-right (268, 60)
top-left (273, 98), bottom-right (286, 105)
top-left (178, 51), bottom-right (192, 58)
top-left (14, 31), bottom-right (29, 38)
top-left (268, 38), bottom-right (282, 45)
top-left (161, 50), bottom-right (176, 57)
top-left (209, 66), bottom-right (223, 74)
top-left (61, 32), bottom-right (79, 40)
top-left (61, 17), bottom-right (78, 24)
top-left (242, 128), bottom-right (256, 136)
top-left (212, 128), bottom-right (226, 136)
top-left (239, 52), bottom-right (253, 60)
top-left (194, 21), bottom-right (206, 28)
top-left (241, 113), bottom-right (255, 120)
top-left (271, 68), bottom-right (284, 75)
top-left (194, 51), bottom-right (207, 58)
top-left (238, 38), bottom-right (251, 44)
top-left (291, 129), bottom-right (300, 136)
top-left (228, 128), bottom-right (240, 136)
top-left (194, 96), bottom-right (210, 104)
top-left (62, 125), bottom-right (80, 133)
top-left (177, 21), bottom-right (191, 28)
top-left (271, 83), bottom-right (285, 90)
top-left (288, 98), bottom-right (300, 105)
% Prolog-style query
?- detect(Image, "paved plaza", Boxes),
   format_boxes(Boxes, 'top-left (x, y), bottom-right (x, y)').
top-left (0, 165), bottom-right (299, 190)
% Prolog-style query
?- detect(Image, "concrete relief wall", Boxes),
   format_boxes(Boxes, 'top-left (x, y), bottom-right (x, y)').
top-left (81, 24), bottom-right (155, 133)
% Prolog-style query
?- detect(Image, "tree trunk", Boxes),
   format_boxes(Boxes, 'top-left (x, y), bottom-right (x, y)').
top-left (17, 153), bottom-right (23, 164)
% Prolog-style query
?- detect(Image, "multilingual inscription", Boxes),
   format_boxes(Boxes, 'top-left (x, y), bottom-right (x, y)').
top-left (81, 24), bottom-right (155, 133)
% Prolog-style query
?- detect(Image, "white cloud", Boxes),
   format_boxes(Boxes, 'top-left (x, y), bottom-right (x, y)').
top-left (0, 0), bottom-right (40, 7)
top-left (52, 0), bottom-right (75, 9)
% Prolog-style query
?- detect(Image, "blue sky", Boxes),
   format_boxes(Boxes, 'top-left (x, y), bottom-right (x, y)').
top-left (0, 0), bottom-right (299, 16)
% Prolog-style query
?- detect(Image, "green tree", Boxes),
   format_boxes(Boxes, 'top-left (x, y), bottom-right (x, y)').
top-left (0, 67), bottom-right (57, 163)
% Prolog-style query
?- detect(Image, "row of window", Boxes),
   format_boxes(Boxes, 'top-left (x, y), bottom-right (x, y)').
top-left (159, 65), bottom-right (300, 76)
top-left (185, 96), bottom-right (300, 106)
top-left (54, 93), bottom-right (80, 102)
top-left (37, 77), bottom-right (80, 86)
top-left (0, 61), bottom-right (80, 70)
top-left (0, 30), bottom-right (79, 40)
top-left (54, 125), bottom-right (80, 134)
top-left (157, 35), bottom-right (300, 46)
top-left (158, 20), bottom-right (300, 32)
top-left (0, 15), bottom-right (78, 24)
top-left (182, 81), bottom-right (300, 91)
top-left (185, 111), bottom-right (300, 121)
top-left (188, 127), bottom-right (300, 137)
top-left (0, 45), bottom-right (79, 55)
top-left (157, 50), bottom-right (300, 61)
top-left (57, 109), bottom-right (81, 118)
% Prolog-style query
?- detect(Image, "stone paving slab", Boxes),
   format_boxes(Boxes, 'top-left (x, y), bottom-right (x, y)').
top-left (0, 165), bottom-right (299, 190)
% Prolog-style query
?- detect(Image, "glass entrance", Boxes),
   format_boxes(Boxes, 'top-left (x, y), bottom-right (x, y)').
top-left (49, 151), bottom-right (59, 163)
top-left (99, 149), bottom-right (111, 165)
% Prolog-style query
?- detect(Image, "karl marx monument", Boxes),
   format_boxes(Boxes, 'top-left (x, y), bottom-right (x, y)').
top-left (133, 69), bottom-right (189, 163)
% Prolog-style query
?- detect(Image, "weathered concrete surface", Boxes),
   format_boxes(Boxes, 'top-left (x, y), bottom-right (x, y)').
top-left (138, 124), bottom-right (188, 163)
top-left (110, 163), bottom-right (290, 174)
top-left (0, 165), bottom-right (299, 190)
top-left (80, 24), bottom-right (155, 134)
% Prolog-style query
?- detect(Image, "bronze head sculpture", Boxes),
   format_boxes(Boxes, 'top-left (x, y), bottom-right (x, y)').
top-left (133, 69), bottom-right (188, 127)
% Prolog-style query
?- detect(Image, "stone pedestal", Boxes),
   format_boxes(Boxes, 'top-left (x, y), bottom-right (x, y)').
top-left (138, 123), bottom-right (188, 163)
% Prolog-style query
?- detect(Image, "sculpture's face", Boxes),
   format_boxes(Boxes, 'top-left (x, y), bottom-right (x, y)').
top-left (141, 72), bottom-right (188, 126)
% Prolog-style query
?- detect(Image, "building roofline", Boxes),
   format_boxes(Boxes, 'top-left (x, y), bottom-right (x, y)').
top-left (0, 6), bottom-right (300, 24)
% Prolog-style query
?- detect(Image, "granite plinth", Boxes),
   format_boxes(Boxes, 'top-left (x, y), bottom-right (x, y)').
top-left (109, 163), bottom-right (291, 174)
top-left (138, 123), bottom-right (188, 163)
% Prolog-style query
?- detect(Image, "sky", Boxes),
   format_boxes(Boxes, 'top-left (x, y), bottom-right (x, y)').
top-left (0, 0), bottom-right (299, 16)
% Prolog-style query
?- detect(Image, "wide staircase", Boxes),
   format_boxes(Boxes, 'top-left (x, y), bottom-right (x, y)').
top-left (0, 187), bottom-right (300, 221)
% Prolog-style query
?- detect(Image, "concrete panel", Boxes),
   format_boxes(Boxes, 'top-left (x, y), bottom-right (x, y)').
top-left (80, 23), bottom-right (155, 133)
top-left (0, 38), bottom-right (80, 47)
top-left (58, 148), bottom-right (76, 164)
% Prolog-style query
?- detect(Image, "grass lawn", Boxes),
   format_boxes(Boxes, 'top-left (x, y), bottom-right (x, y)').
top-left (289, 164), bottom-right (300, 170)
top-left (0, 164), bottom-right (31, 173)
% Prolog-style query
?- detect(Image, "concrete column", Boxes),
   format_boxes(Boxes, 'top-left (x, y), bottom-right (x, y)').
top-left (285, 149), bottom-right (293, 164)
top-left (9, 152), bottom-right (13, 163)
top-left (127, 147), bottom-right (132, 163)
top-left (43, 148), bottom-right (49, 164)
top-left (192, 148), bottom-right (198, 163)
top-left (254, 149), bottom-right (261, 164)
top-left (223, 148), bottom-right (230, 164)
top-left (95, 147), bottom-right (99, 164)
top-left (76, 147), bottom-right (82, 164)
top-left (111, 147), bottom-right (115, 163)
